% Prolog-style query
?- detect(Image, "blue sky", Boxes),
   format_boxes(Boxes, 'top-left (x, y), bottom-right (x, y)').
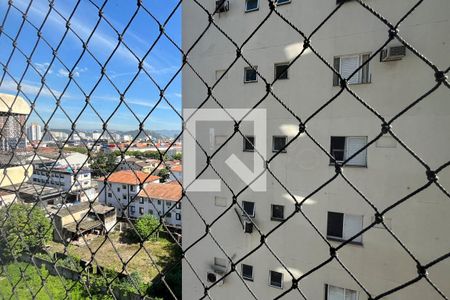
top-left (0, 0), bottom-right (182, 131)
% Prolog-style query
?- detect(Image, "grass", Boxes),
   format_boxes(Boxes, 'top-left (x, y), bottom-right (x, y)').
top-left (0, 262), bottom-right (85, 299)
top-left (47, 232), bottom-right (177, 283)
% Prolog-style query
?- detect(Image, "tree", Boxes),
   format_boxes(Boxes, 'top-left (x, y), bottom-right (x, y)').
top-left (90, 152), bottom-right (117, 176)
top-left (0, 204), bottom-right (52, 259)
top-left (158, 168), bottom-right (170, 183)
top-left (172, 152), bottom-right (182, 161)
top-left (134, 215), bottom-right (160, 241)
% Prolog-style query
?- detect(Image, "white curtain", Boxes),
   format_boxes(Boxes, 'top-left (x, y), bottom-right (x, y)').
top-left (340, 56), bottom-right (360, 84)
top-left (346, 137), bottom-right (367, 166)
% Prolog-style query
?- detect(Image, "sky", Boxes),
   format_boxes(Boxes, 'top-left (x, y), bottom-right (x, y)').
top-left (0, 0), bottom-right (182, 131)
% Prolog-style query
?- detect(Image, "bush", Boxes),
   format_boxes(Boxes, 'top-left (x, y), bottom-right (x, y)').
top-left (0, 204), bottom-right (52, 260)
top-left (134, 215), bottom-right (161, 241)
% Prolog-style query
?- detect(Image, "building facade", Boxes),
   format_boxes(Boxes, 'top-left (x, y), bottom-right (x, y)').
top-left (136, 182), bottom-right (182, 228)
top-left (97, 170), bottom-right (160, 218)
top-left (182, 1), bottom-right (450, 299)
top-left (27, 123), bottom-right (42, 142)
top-left (31, 167), bottom-right (93, 202)
top-left (0, 94), bottom-right (30, 151)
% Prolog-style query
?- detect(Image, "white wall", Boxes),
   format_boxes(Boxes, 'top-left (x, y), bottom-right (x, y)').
top-left (182, 0), bottom-right (450, 299)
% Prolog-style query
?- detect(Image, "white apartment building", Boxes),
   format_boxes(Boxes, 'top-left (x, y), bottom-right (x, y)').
top-left (97, 170), bottom-right (160, 218)
top-left (134, 182), bottom-right (183, 228)
top-left (27, 123), bottom-right (42, 142)
top-left (182, 1), bottom-right (450, 299)
top-left (31, 167), bottom-right (93, 202)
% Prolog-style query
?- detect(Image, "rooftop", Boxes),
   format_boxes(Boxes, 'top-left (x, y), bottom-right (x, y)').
top-left (0, 93), bottom-right (31, 115)
top-left (56, 201), bottom-right (114, 217)
top-left (138, 182), bottom-right (182, 202)
top-left (97, 170), bottom-right (160, 185)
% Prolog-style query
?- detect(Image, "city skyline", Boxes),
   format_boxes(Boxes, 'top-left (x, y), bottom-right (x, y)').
top-left (0, 0), bottom-right (182, 131)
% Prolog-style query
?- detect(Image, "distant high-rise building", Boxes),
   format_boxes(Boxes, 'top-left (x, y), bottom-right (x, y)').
top-left (27, 123), bottom-right (42, 142)
top-left (92, 132), bottom-right (102, 140)
top-left (0, 93), bottom-right (30, 151)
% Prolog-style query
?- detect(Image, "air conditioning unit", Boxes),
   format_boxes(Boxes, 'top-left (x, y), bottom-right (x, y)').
top-left (207, 271), bottom-right (224, 286)
top-left (380, 45), bottom-right (406, 62)
top-left (244, 220), bottom-right (253, 233)
top-left (216, 0), bottom-right (229, 13)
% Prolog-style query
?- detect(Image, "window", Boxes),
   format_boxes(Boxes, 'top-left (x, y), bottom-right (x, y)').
top-left (176, 202), bottom-right (181, 209)
top-left (271, 205), bottom-right (284, 221)
top-left (117, 187), bottom-right (120, 192)
top-left (241, 264), bottom-right (253, 281)
top-left (166, 212), bottom-right (172, 218)
top-left (243, 135), bottom-right (255, 152)
top-left (245, 0), bottom-right (258, 12)
top-left (274, 63), bottom-right (289, 80)
top-left (149, 209), bottom-right (153, 215)
top-left (139, 198), bottom-right (144, 204)
top-left (108, 193), bottom-right (112, 198)
top-left (275, 0), bottom-right (291, 4)
top-left (176, 213), bottom-right (181, 220)
top-left (336, 0), bottom-right (350, 4)
top-left (139, 207), bottom-right (144, 215)
top-left (130, 185), bottom-right (135, 192)
top-left (269, 270), bottom-right (283, 288)
top-left (122, 195), bottom-right (127, 200)
top-left (130, 206), bottom-right (135, 213)
top-left (330, 136), bottom-right (367, 166)
top-left (122, 184), bottom-right (126, 189)
top-left (326, 284), bottom-right (358, 300)
top-left (327, 212), bottom-right (363, 243)
top-left (272, 136), bottom-right (287, 153)
top-left (157, 200), bottom-right (161, 205)
top-left (242, 201), bottom-right (255, 217)
top-left (333, 54), bottom-right (370, 86)
top-left (244, 66), bottom-right (257, 83)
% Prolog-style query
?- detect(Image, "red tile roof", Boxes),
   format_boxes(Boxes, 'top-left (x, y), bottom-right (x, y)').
top-left (97, 170), bottom-right (159, 185)
top-left (138, 182), bottom-right (182, 202)
top-left (171, 165), bottom-right (182, 172)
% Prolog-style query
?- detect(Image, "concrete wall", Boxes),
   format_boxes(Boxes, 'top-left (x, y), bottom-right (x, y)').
top-left (182, 0), bottom-right (450, 299)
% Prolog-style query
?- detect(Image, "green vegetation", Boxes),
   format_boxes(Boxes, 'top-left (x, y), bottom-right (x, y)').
top-left (172, 152), bottom-right (182, 160)
top-left (0, 262), bottom-right (85, 299)
top-left (134, 215), bottom-right (161, 241)
top-left (158, 168), bottom-right (170, 183)
top-left (64, 146), bottom-right (88, 154)
top-left (0, 204), bottom-right (52, 260)
top-left (90, 152), bottom-right (117, 176)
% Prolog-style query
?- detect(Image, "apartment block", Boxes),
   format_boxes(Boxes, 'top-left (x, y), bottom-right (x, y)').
top-left (97, 170), bottom-right (160, 218)
top-left (136, 182), bottom-right (183, 228)
top-left (182, 0), bottom-right (450, 299)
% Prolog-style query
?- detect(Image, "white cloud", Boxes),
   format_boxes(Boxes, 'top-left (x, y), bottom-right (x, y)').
top-left (0, 80), bottom-right (63, 98)
top-left (57, 67), bottom-right (88, 78)
top-left (34, 62), bottom-right (53, 75)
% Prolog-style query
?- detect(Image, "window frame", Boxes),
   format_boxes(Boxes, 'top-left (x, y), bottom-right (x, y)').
top-left (242, 201), bottom-right (256, 218)
top-left (245, 0), bottom-right (259, 12)
top-left (274, 63), bottom-right (289, 80)
top-left (176, 213), bottom-right (181, 220)
top-left (333, 53), bottom-right (371, 86)
top-left (326, 284), bottom-right (359, 300)
top-left (272, 135), bottom-right (287, 153)
top-left (139, 207), bottom-right (144, 215)
top-left (329, 136), bottom-right (368, 167)
top-left (275, 0), bottom-right (291, 5)
top-left (271, 204), bottom-right (285, 221)
top-left (327, 211), bottom-right (363, 244)
top-left (269, 270), bottom-right (283, 289)
top-left (243, 135), bottom-right (255, 152)
top-left (241, 264), bottom-right (254, 281)
top-left (244, 66), bottom-right (258, 83)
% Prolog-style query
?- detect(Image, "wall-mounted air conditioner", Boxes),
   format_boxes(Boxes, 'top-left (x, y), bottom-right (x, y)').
top-left (380, 45), bottom-right (406, 62)
top-left (207, 271), bottom-right (224, 286)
